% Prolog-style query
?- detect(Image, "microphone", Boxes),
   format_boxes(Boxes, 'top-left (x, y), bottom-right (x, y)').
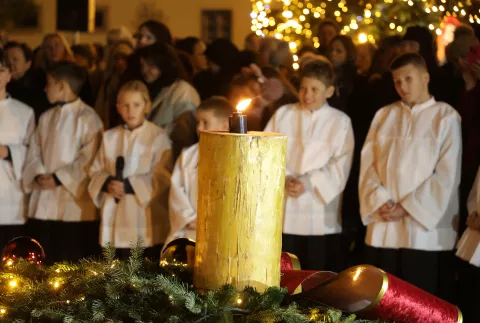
top-left (115, 156), bottom-right (125, 204)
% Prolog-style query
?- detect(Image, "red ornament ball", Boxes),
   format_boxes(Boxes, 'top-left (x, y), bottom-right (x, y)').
top-left (2, 236), bottom-right (46, 266)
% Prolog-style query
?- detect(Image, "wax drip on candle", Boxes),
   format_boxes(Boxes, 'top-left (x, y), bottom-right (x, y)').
top-left (229, 99), bottom-right (251, 134)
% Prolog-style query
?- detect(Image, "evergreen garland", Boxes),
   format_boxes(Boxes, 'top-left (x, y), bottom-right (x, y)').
top-left (0, 243), bottom-right (387, 323)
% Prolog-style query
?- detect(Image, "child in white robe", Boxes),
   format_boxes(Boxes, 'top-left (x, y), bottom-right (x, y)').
top-left (89, 81), bottom-right (172, 260)
top-left (359, 53), bottom-right (461, 299)
top-left (456, 166), bottom-right (480, 321)
top-left (265, 58), bottom-right (354, 271)
top-left (0, 50), bottom-right (35, 247)
top-left (24, 61), bottom-right (103, 263)
top-left (165, 96), bottom-right (232, 247)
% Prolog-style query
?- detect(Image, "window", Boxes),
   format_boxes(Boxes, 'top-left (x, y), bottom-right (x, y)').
top-left (201, 10), bottom-right (232, 43)
top-left (95, 7), bottom-right (108, 30)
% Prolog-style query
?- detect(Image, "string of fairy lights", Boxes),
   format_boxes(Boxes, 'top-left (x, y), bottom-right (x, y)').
top-left (250, 0), bottom-right (480, 51)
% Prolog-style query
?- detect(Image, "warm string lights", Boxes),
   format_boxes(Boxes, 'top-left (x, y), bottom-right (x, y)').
top-left (251, 0), bottom-right (480, 67)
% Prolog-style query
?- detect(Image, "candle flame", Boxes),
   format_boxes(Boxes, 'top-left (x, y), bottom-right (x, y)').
top-left (236, 99), bottom-right (252, 112)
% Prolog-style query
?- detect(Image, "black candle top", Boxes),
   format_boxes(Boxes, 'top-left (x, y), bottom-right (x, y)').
top-left (229, 99), bottom-right (252, 134)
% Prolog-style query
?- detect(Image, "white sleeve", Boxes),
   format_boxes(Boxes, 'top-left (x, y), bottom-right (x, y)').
top-left (401, 114), bottom-right (462, 231)
top-left (9, 110), bottom-right (35, 180)
top-left (467, 167), bottom-right (480, 215)
top-left (23, 125), bottom-right (47, 193)
top-left (128, 135), bottom-right (172, 207)
top-left (88, 139), bottom-right (111, 208)
top-left (359, 110), bottom-right (394, 225)
top-left (168, 152), bottom-right (197, 238)
top-left (55, 115), bottom-right (103, 200)
top-left (300, 117), bottom-right (354, 205)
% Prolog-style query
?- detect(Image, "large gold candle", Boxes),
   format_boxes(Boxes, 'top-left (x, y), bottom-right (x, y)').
top-left (194, 131), bottom-right (287, 292)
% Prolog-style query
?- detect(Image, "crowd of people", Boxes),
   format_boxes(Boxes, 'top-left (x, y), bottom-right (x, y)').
top-left (0, 17), bottom-right (480, 320)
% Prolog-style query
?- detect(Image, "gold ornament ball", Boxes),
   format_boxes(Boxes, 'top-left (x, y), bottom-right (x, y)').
top-left (160, 238), bottom-right (196, 272)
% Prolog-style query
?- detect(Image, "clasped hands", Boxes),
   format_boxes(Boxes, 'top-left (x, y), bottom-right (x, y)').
top-left (285, 176), bottom-right (306, 198)
top-left (107, 180), bottom-right (126, 200)
top-left (379, 201), bottom-right (409, 222)
top-left (467, 212), bottom-right (480, 231)
top-left (34, 174), bottom-right (58, 190)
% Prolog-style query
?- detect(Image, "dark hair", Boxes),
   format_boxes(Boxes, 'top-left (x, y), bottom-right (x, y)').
top-left (46, 61), bottom-right (86, 95)
top-left (176, 50), bottom-right (195, 82)
top-left (300, 58), bottom-right (335, 87)
top-left (330, 35), bottom-right (357, 63)
top-left (137, 42), bottom-right (186, 87)
top-left (138, 20), bottom-right (172, 45)
top-left (390, 53), bottom-right (427, 72)
top-left (93, 43), bottom-right (104, 63)
top-left (175, 37), bottom-right (201, 55)
top-left (198, 96), bottom-right (233, 118)
top-left (71, 44), bottom-right (95, 67)
top-left (4, 41), bottom-right (33, 62)
top-left (205, 38), bottom-right (240, 70)
top-left (238, 50), bottom-right (258, 68)
top-left (0, 49), bottom-right (9, 70)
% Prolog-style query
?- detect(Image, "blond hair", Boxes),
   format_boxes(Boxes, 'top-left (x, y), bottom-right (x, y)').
top-left (117, 80), bottom-right (152, 114)
top-left (38, 33), bottom-right (75, 69)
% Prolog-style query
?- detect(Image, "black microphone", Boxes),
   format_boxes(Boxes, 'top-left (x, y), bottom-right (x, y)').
top-left (115, 156), bottom-right (125, 203)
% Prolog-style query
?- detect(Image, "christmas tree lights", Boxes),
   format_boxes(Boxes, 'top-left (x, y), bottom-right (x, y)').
top-left (250, 0), bottom-right (480, 49)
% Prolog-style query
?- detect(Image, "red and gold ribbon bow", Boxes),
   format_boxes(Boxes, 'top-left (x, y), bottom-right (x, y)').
top-left (280, 253), bottom-right (462, 323)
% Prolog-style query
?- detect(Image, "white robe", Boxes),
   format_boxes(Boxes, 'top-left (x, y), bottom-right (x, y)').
top-left (264, 103), bottom-right (354, 236)
top-left (88, 121), bottom-right (172, 248)
top-left (456, 167), bottom-right (480, 267)
top-left (164, 143), bottom-right (198, 246)
top-left (0, 97), bottom-right (35, 224)
top-left (149, 80), bottom-right (200, 134)
top-left (24, 99), bottom-right (103, 222)
top-left (359, 98), bottom-right (462, 251)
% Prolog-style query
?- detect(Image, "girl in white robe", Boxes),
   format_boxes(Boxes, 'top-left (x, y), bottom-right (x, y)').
top-left (89, 81), bottom-right (172, 260)
top-left (456, 166), bottom-right (480, 322)
top-left (265, 59), bottom-right (354, 271)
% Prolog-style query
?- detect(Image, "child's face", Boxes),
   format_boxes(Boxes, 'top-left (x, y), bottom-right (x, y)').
top-left (330, 40), bottom-right (347, 67)
top-left (44, 75), bottom-right (63, 104)
top-left (392, 63), bottom-right (430, 107)
top-left (299, 77), bottom-right (334, 110)
top-left (0, 63), bottom-right (11, 90)
top-left (116, 90), bottom-right (148, 129)
top-left (5, 47), bottom-right (31, 80)
top-left (196, 109), bottom-right (229, 135)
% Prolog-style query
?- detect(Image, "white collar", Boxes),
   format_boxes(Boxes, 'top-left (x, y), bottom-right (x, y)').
top-left (400, 97), bottom-right (435, 112)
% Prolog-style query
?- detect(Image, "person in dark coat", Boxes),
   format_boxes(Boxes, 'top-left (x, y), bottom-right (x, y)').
top-left (4, 41), bottom-right (50, 121)
top-left (193, 38), bottom-right (241, 100)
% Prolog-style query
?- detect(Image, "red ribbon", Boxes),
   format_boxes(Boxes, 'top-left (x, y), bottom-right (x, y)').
top-left (279, 256), bottom-right (462, 323)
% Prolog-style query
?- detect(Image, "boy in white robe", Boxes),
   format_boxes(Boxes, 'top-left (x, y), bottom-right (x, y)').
top-left (24, 62), bottom-right (103, 263)
top-left (456, 165), bottom-right (480, 321)
top-left (265, 58), bottom-right (354, 271)
top-left (89, 81), bottom-right (172, 260)
top-left (0, 50), bottom-right (35, 247)
top-left (359, 53), bottom-right (461, 299)
top-left (165, 97), bottom-right (232, 247)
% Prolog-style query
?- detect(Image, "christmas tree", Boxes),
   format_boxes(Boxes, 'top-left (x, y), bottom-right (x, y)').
top-left (250, 0), bottom-right (480, 48)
